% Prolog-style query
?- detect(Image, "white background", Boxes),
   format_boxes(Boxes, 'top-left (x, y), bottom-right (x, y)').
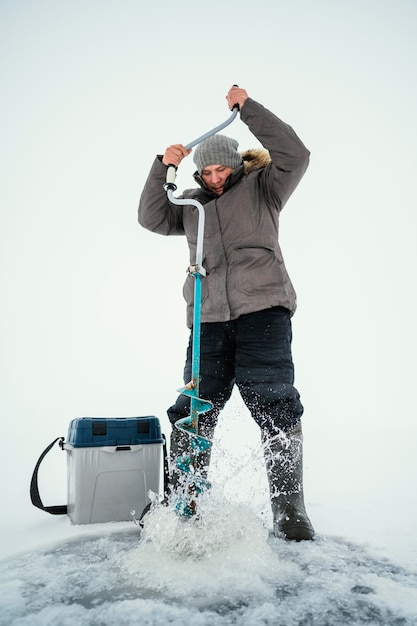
top-left (1, 0), bottom-right (416, 567)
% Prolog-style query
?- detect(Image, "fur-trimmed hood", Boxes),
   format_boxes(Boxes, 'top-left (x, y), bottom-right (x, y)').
top-left (241, 148), bottom-right (271, 173)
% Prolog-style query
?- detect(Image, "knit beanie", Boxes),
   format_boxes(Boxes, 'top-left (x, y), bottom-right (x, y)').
top-left (193, 134), bottom-right (242, 174)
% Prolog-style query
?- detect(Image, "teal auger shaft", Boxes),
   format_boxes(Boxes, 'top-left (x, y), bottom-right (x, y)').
top-left (163, 100), bottom-right (239, 516)
top-left (174, 271), bottom-right (212, 515)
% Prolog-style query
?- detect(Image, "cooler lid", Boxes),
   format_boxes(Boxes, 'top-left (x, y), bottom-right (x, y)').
top-left (66, 416), bottom-right (164, 448)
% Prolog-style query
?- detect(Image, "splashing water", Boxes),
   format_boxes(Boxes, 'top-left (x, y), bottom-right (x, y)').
top-left (139, 492), bottom-right (267, 559)
top-left (122, 488), bottom-right (296, 608)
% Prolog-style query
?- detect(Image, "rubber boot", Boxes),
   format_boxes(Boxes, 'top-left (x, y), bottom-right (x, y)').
top-left (263, 422), bottom-right (314, 541)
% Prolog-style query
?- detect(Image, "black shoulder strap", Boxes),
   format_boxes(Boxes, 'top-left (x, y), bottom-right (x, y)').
top-left (30, 437), bottom-right (68, 515)
top-left (163, 434), bottom-right (169, 495)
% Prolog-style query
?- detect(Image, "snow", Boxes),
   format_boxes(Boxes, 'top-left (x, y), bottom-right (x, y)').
top-left (1, 404), bottom-right (417, 625)
top-left (1, 502), bottom-right (417, 625)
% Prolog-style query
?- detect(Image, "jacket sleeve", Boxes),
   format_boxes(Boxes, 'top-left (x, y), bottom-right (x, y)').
top-left (138, 156), bottom-right (185, 235)
top-left (240, 98), bottom-right (310, 210)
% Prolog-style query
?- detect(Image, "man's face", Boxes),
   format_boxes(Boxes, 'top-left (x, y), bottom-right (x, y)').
top-left (200, 164), bottom-right (234, 195)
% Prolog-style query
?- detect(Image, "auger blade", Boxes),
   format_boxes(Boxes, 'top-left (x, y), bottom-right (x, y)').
top-left (177, 386), bottom-right (213, 415)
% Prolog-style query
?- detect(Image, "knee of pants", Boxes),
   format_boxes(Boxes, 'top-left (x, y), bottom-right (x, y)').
top-left (238, 381), bottom-right (304, 433)
top-left (167, 393), bottom-right (193, 426)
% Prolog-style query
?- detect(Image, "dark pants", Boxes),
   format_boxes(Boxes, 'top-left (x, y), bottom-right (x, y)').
top-left (167, 306), bottom-right (303, 440)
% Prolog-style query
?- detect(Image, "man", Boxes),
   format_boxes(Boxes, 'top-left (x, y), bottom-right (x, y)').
top-left (138, 86), bottom-right (314, 541)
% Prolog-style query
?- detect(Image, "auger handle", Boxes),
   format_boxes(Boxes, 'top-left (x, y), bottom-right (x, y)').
top-left (165, 85), bottom-right (240, 188)
top-left (184, 106), bottom-right (239, 152)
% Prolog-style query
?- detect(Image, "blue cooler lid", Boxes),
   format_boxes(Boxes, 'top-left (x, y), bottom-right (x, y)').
top-left (66, 416), bottom-right (164, 448)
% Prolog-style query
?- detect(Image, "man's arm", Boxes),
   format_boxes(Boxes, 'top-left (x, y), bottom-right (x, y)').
top-left (240, 98), bottom-right (310, 209)
top-left (138, 155), bottom-right (185, 235)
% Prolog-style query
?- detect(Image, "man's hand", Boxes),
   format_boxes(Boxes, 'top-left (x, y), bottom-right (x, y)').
top-left (162, 144), bottom-right (191, 167)
top-left (226, 85), bottom-right (248, 111)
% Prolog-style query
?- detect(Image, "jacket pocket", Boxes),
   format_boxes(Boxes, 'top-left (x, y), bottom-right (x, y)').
top-left (233, 245), bottom-right (286, 296)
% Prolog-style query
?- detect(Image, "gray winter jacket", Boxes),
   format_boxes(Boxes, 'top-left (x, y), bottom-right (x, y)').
top-left (138, 98), bottom-right (309, 328)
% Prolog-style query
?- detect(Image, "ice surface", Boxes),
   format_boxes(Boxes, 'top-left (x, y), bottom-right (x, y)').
top-left (1, 490), bottom-right (417, 626)
top-left (1, 402), bottom-right (417, 625)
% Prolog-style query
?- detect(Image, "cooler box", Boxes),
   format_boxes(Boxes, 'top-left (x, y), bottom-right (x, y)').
top-left (64, 416), bottom-right (164, 524)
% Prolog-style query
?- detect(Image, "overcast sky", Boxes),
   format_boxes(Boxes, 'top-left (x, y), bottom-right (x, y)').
top-left (1, 0), bottom-right (416, 542)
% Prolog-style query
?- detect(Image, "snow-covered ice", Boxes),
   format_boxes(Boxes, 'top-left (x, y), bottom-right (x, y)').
top-left (1, 500), bottom-right (417, 626)
top-left (1, 415), bottom-right (416, 626)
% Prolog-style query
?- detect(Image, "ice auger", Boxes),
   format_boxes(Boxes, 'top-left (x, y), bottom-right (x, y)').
top-left (163, 97), bottom-right (239, 516)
